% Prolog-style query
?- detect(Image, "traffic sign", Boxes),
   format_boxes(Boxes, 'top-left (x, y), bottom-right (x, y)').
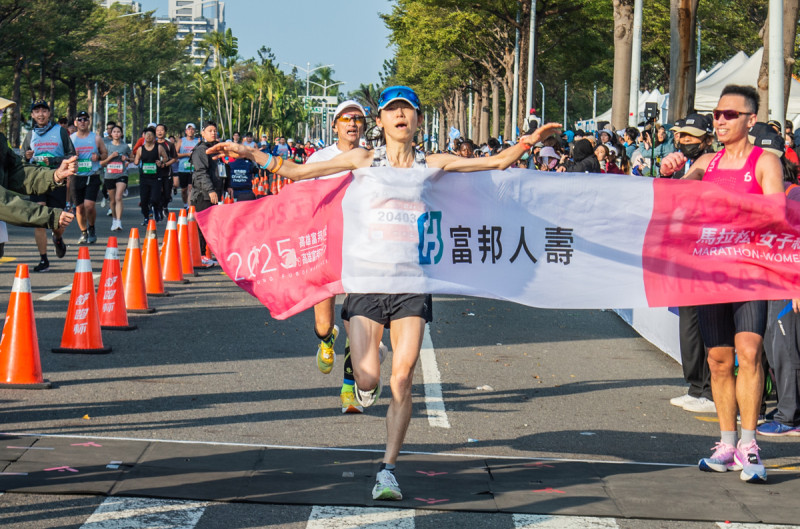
top-left (303, 96), bottom-right (338, 105)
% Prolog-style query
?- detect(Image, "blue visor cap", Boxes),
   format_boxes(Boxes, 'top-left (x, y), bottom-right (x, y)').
top-left (378, 86), bottom-right (420, 111)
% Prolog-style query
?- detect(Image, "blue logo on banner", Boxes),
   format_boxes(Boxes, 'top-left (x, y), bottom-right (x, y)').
top-left (418, 211), bottom-right (443, 265)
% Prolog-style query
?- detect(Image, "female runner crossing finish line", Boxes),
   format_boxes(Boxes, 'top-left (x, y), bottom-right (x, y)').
top-left (206, 85), bottom-right (561, 501)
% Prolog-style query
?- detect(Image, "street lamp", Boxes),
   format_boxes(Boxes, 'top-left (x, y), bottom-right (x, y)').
top-left (308, 79), bottom-right (344, 145)
top-left (156, 68), bottom-right (178, 124)
top-left (284, 62), bottom-right (334, 141)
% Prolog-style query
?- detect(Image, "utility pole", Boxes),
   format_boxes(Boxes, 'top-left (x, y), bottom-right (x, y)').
top-left (525, 0), bottom-right (537, 116)
top-left (767, 0), bottom-right (784, 122)
top-left (628, 0), bottom-right (643, 127)
top-left (511, 9), bottom-right (521, 141)
top-left (285, 62), bottom-right (334, 142)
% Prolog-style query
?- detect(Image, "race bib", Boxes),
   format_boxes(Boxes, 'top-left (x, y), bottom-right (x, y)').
top-left (367, 199), bottom-right (426, 244)
top-left (107, 162), bottom-right (124, 174)
top-left (32, 154), bottom-right (53, 167)
top-left (142, 163), bottom-right (157, 175)
top-left (77, 159), bottom-right (93, 174)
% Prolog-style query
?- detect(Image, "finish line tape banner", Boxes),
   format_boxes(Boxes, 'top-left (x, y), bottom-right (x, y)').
top-left (196, 168), bottom-right (800, 320)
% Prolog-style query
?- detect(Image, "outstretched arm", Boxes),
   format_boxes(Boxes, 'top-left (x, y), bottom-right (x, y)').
top-left (206, 142), bottom-right (372, 181)
top-left (427, 123), bottom-right (562, 172)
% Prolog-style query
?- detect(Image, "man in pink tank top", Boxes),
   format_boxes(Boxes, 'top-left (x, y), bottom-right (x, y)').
top-left (661, 85), bottom-right (783, 483)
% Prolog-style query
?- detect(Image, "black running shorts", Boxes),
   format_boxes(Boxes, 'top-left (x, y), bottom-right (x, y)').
top-left (177, 172), bottom-right (192, 188)
top-left (697, 300), bottom-right (767, 348)
top-left (70, 173), bottom-right (102, 205)
top-left (341, 293), bottom-right (433, 328)
top-left (29, 185), bottom-right (67, 208)
top-left (103, 176), bottom-right (128, 190)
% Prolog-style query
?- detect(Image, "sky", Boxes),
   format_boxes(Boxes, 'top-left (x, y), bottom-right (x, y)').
top-left (137, 0), bottom-right (396, 93)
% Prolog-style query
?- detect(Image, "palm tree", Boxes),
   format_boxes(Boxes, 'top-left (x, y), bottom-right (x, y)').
top-left (198, 29), bottom-right (239, 137)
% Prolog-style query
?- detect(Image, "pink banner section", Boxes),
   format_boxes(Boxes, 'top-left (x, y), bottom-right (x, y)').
top-left (196, 175), bottom-right (349, 320)
top-left (643, 178), bottom-right (800, 306)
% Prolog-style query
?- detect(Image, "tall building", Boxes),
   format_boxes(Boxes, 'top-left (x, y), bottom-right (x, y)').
top-left (96, 0), bottom-right (141, 11)
top-left (157, 0), bottom-right (226, 69)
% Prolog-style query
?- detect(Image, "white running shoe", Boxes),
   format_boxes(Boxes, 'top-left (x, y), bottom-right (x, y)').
top-left (355, 378), bottom-right (381, 408)
top-left (683, 397), bottom-right (716, 413)
top-left (372, 469), bottom-right (402, 500)
top-left (669, 393), bottom-right (696, 407)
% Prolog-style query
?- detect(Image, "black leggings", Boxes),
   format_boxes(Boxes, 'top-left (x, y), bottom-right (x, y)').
top-left (140, 177), bottom-right (162, 218)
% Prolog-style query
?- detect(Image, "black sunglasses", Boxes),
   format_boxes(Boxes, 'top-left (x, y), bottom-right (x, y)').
top-left (712, 109), bottom-right (752, 121)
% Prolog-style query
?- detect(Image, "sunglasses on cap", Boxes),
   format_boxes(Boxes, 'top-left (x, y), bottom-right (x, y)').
top-left (338, 114), bottom-right (366, 124)
top-left (712, 109), bottom-right (753, 121)
top-left (76, 117), bottom-right (89, 122)
top-left (378, 86), bottom-right (420, 111)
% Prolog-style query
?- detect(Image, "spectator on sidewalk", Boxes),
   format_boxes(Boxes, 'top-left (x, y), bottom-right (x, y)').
top-left (753, 127), bottom-right (800, 437)
top-left (666, 113), bottom-right (717, 414)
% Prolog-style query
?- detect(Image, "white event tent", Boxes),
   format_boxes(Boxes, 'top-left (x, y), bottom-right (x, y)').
top-left (575, 48), bottom-right (800, 133)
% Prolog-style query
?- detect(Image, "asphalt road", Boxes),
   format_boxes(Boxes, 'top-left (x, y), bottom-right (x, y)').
top-left (0, 192), bottom-right (797, 528)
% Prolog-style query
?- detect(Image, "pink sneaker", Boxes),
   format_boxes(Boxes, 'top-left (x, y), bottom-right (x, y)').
top-left (698, 442), bottom-right (738, 472)
top-left (734, 439), bottom-right (767, 483)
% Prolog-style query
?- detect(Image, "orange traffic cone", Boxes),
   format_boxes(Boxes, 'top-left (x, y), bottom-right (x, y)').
top-left (177, 209), bottom-right (197, 277)
top-left (143, 219), bottom-right (169, 297)
top-left (223, 194), bottom-right (234, 204)
top-left (0, 265), bottom-right (51, 388)
top-left (141, 218), bottom-right (156, 273)
top-left (97, 237), bottom-right (136, 331)
top-left (187, 206), bottom-right (211, 269)
top-left (160, 212), bottom-right (188, 284)
top-left (52, 247), bottom-right (112, 354)
top-left (121, 228), bottom-right (155, 314)
top-left (270, 175), bottom-right (277, 195)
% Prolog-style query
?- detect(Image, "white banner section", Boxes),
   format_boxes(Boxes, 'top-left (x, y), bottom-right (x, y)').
top-left (341, 167), bottom-right (653, 308)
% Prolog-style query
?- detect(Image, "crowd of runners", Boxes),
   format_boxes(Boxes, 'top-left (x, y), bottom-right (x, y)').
top-left (2, 80), bottom-right (799, 500)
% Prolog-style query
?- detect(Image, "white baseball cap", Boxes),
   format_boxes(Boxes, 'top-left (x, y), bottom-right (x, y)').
top-left (333, 100), bottom-right (366, 121)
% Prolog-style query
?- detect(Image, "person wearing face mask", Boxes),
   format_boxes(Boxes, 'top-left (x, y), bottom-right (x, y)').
top-left (538, 146), bottom-right (560, 171)
top-left (662, 113), bottom-right (718, 417)
top-left (667, 114), bottom-right (715, 178)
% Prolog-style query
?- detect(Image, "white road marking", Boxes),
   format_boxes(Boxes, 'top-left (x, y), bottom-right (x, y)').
top-left (717, 522), bottom-right (800, 529)
top-left (0, 431), bottom-right (706, 468)
top-left (307, 505), bottom-right (415, 529)
top-left (39, 273), bottom-right (101, 301)
top-left (80, 497), bottom-right (208, 529)
top-left (514, 514), bottom-right (619, 528)
top-left (420, 323), bottom-right (450, 428)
